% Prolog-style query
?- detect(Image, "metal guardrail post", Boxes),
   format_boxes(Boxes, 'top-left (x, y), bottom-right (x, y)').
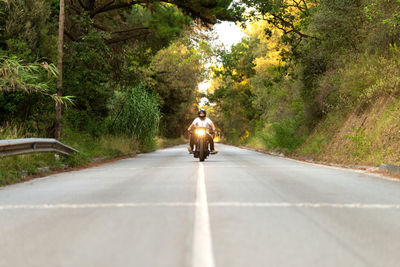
top-left (0, 138), bottom-right (79, 157)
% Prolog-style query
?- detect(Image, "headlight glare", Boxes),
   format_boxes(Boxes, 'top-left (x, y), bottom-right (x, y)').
top-left (196, 129), bottom-right (206, 136)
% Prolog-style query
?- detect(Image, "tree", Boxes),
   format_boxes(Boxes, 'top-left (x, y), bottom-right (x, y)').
top-left (150, 39), bottom-right (205, 137)
top-left (1, 0), bottom-right (58, 62)
top-left (0, 0), bottom-right (244, 142)
top-left (59, 0), bottom-right (242, 136)
top-left (56, 0), bottom-right (65, 138)
top-left (65, 0), bottom-right (242, 45)
top-left (242, 0), bottom-right (319, 40)
top-left (208, 39), bottom-right (257, 142)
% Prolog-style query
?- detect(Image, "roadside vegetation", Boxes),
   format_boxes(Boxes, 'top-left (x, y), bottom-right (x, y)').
top-left (207, 0), bottom-right (400, 166)
top-left (0, 126), bottom-right (186, 186)
top-left (4, 0), bottom-right (400, 184)
top-left (0, 0), bottom-right (238, 184)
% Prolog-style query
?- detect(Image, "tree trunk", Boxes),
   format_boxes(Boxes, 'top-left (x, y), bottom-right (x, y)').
top-left (55, 0), bottom-right (65, 139)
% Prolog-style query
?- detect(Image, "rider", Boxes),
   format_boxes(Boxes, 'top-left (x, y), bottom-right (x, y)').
top-left (187, 109), bottom-right (218, 154)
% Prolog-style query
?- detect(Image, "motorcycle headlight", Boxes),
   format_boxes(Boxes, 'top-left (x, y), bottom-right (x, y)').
top-left (196, 129), bottom-right (206, 136)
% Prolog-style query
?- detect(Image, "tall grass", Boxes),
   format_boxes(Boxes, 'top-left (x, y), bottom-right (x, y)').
top-left (0, 124), bottom-right (140, 185)
top-left (0, 122), bottom-right (26, 139)
top-left (107, 85), bottom-right (160, 147)
top-left (155, 136), bottom-right (187, 149)
top-left (0, 122), bottom-right (185, 186)
top-left (0, 85), bottom-right (163, 186)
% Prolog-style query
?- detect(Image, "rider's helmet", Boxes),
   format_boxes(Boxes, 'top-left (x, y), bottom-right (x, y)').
top-left (198, 109), bottom-right (206, 120)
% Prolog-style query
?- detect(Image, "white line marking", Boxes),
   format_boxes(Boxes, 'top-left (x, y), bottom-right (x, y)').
top-left (1, 202), bottom-right (400, 210)
top-left (0, 203), bottom-right (195, 210)
top-left (205, 165), bottom-right (248, 168)
top-left (191, 163), bottom-right (215, 267)
top-left (208, 202), bottom-right (400, 209)
top-left (97, 167), bottom-right (189, 171)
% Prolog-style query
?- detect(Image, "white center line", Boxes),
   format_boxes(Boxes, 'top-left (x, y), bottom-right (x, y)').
top-left (191, 162), bottom-right (215, 267)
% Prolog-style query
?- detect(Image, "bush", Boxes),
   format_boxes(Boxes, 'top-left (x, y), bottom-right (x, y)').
top-left (336, 50), bottom-right (400, 111)
top-left (107, 85), bottom-right (160, 146)
top-left (268, 118), bottom-right (305, 152)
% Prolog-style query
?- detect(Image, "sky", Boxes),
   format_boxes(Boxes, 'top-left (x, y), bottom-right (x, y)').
top-left (198, 21), bottom-right (246, 98)
top-left (212, 21), bottom-right (247, 50)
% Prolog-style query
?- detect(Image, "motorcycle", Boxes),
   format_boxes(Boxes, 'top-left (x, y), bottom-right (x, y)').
top-left (193, 127), bottom-right (212, 162)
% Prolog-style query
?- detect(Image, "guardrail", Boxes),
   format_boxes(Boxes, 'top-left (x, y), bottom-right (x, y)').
top-left (0, 138), bottom-right (79, 157)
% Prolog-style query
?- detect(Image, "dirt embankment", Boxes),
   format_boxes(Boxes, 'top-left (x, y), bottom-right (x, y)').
top-left (310, 96), bottom-right (400, 166)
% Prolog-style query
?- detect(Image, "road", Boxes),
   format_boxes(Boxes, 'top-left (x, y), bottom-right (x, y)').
top-left (1, 144), bottom-right (400, 267)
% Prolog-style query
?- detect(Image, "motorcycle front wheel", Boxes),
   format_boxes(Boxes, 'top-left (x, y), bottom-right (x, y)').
top-left (199, 138), bottom-right (205, 162)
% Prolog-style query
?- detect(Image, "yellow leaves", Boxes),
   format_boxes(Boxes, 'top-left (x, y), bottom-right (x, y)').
top-left (207, 76), bottom-right (222, 94)
top-left (239, 130), bottom-right (250, 142)
top-left (253, 52), bottom-right (282, 74)
top-left (210, 64), bottom-right (224, 73)
top-left (168, 42), bottom-right (189, 56)
top-left (244, 20), bottom-right (288, 74)
top-left (244, 20), bottom-right (270, 42)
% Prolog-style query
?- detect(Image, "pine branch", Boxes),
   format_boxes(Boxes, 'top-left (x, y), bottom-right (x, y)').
top-left (270, 14), bottom-right (320, 40)
top-left (90, 0), bottom-right (146, 17)
top-left (105, 31), bottom-right (150, 45)
top-left (76, 0), bottom-right (87, 9)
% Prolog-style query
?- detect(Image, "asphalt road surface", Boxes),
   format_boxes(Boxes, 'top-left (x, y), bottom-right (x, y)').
top-left (1, 144), bottom-right (400, 267)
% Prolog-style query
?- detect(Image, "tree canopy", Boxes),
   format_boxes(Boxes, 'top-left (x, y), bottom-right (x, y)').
top-left (207, 0), bottom-right (400, 154)
top-left (0, 0), bottom-right (241, 142)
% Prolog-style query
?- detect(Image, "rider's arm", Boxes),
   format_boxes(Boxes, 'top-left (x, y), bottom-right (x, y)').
top-left (188, 119), bottom-right (197, 131)
top-left (210, 122), bottom-right (216, 132)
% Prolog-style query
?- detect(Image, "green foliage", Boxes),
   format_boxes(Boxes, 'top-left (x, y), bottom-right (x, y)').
top-left (150, 40), bottom-right (205, 137)
top-left (0, 127), bottom-right (141, 185)
top-left (314, 48), bottom-right (400, 115)
top-left (241, 0), bottom-right (314, 39)
top-left (0, 126), bottom-right (188, 185)
top-left (59, 130), bottom-right (139, 166)
top-left (0, 0), bottom-right (233, 139)
top-left (345, 127), bottom-right (371, 160)
top-left (267, 118), bottom-right (305, 152)
top-left (0, 52), bottom-right (72, 122)
top-left (217, 39), bottom-right (256, 81)
top-left (0, 52), bottom-right (57, 94)
top-left (0, 2), bottom-right (6, 49)
top-left (0, 0), bottom-right (244, 184)
top-left (298, 109), bottom-right (345, 156)
top-left (208, 38), bottom-right (258, 143)
top-left (0, 122), bottom-right (25, 139)
top-left (145, 3), bottom-right (192, 44)
top-left (309, 0), bottom-right (366, 52)
top-left (0, 0), bottom-right (60, 137)
top-left (156, 136), bottom-right (187, 149)
top-left (210, 0), bottom-right (400, 159)
top-left (210, 78), bottom-right (255, 143)
top-left (63, 21), bottom-right (112, 135)
top-left (0, 153), bottom-right (63, 186)
top-left (364, 0), bottom-right (400, 48)
top-left (107, 85), bottom-right (160, 146)
top-left (2, 0), bottom-right (57, 62)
